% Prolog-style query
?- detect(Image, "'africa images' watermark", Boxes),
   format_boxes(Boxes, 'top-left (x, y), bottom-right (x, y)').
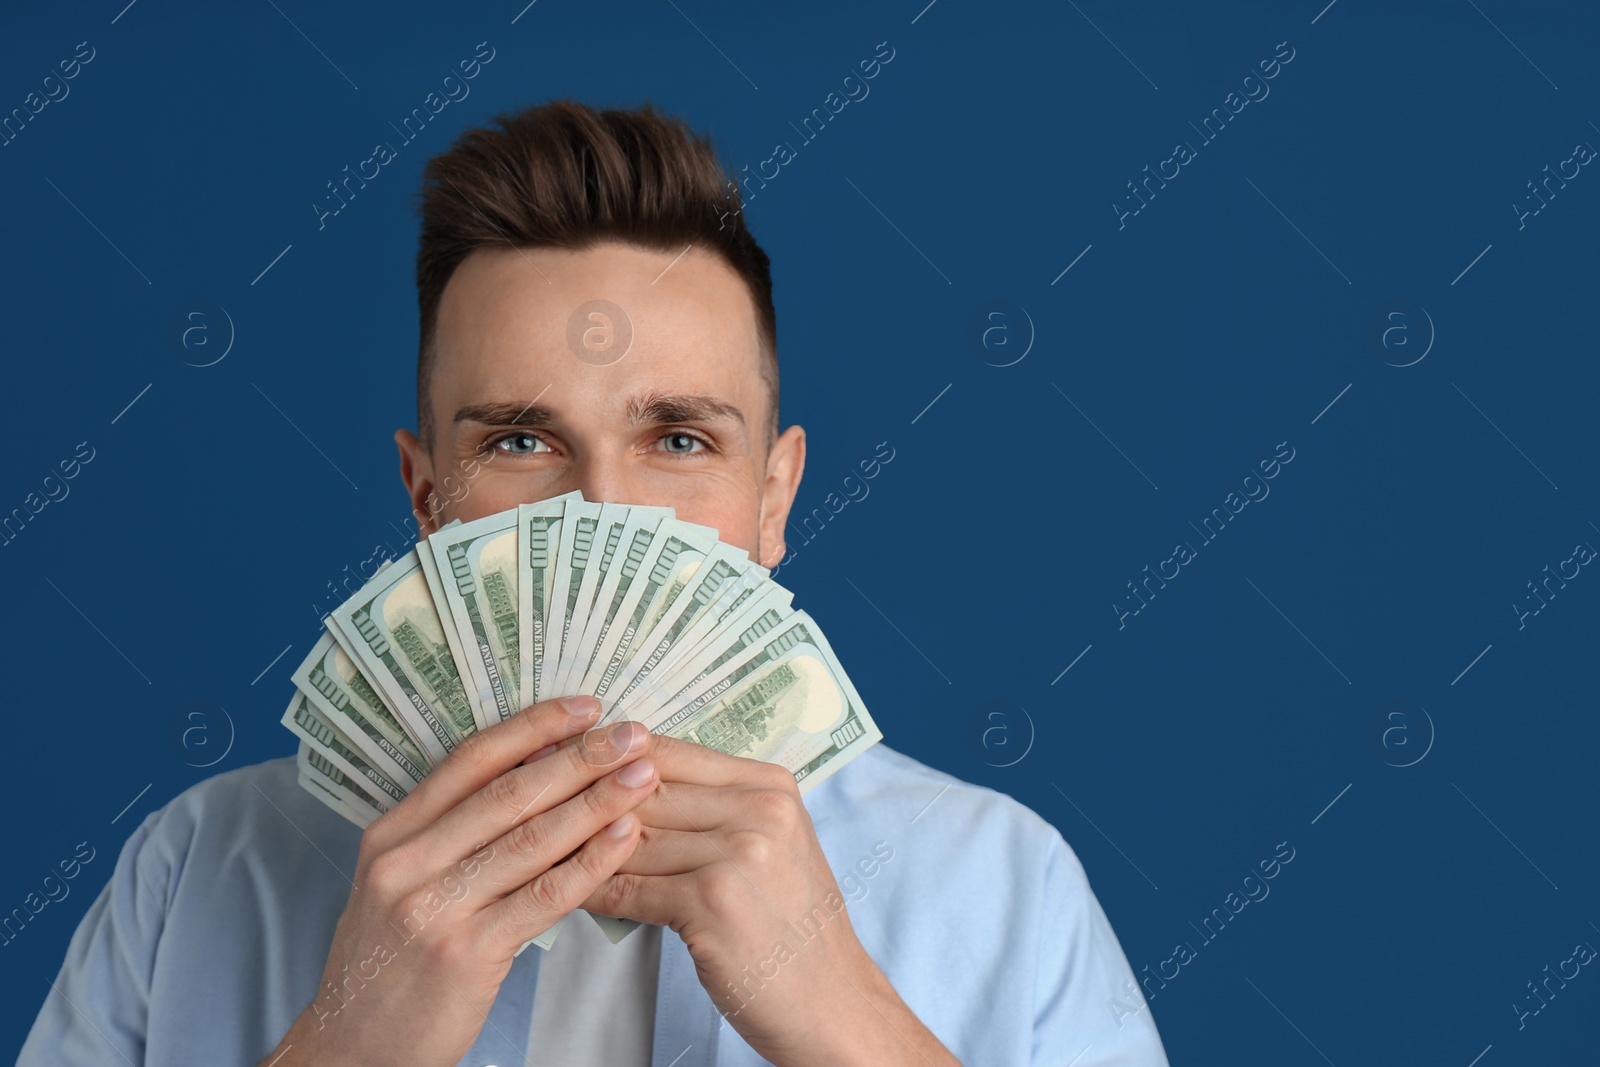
top-left (1111, 840), bottom-right (1297, 1028)
top-left (1512, 936), bottom-right (1596, 1030)
top-left (0, 40), bottom-right (96, 149)
top-left (1, 440), bottom-right (97, 549)
top-left (310, 443), bottom-right (507, 621)
top-left (308, 841), bottom-right (498, 1028)
top-left (1113, 441), bottom-right (1296, 629)
top-left (1511, 536), bottom-right (1595, 630)
top-left (715, 841), bottom-right (896, 1022)
top-left (772, 441), bottom-right (895, 575)
top-left (1511, 135), bottom-right (1596, 231)
top-left (1112, 40), bottom-right (1296, 230)
top-left (312, 42), bottom-right (497, 231)
top-left (1, 840), bottom-right (97, 948)
top-left (712, 40), bottom-right (897, 232)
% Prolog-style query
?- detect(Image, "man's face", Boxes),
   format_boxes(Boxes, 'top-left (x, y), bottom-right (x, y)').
top-left (396, 241), bottom-right (805, 569)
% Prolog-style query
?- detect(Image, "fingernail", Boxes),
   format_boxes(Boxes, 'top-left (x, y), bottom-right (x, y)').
top-left (617, 757), bottom-right (655, 788)
top-left (564, 695), bottom-right (602, 723)
top-left (609, 720), bottom-right (646, 749)
top-left (604, 812), bottom-right (637, 839)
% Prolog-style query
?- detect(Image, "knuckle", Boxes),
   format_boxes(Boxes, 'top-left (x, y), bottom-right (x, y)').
top-left (520, 869), bottom-right (570, 917)
top-left (749, 787), bottom-right (800, 830)
top-left (364, 804), bottom-right (402, 836)
top-left (727, 829), bottom-right (772, 867)
top-left (698, 865), bottom-right (750, 914)
top-left (450, 729), bottom-right (497, 771)
top-left (363, 848), bottom-right (414, 898)
top-left (482, 767), bottom-right (536, 818)
top-left (505, 811), bottom-right (554, 862)
top-left (761, 762), bottom-right (799, 794)
top-left (590, 871), bottom-right (634, 914)
top-left (355, 826), bottom-right (389, 874)
top-left (651, 734), bottom-right (693, 769)
top-left (519, 700), bottom-right (560, 738)
top-left (579, 777), bottom-right (623, 822)
top-left (423, 928), bottom-right (474, 972)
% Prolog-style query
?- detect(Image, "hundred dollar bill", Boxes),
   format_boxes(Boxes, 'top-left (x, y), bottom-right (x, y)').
top-left (580, 519), bottom-right (722, 699)
top-left (282, 692), bottom-right (409, 808)
top-left (645, 610), bottom-right (881, 795)
top-left (328, 547), bottom-right (478, 765)
top-left (430, 512), bottom-right (524, 727)
top-left (604, 545), bottom-right (771, 718)
top-left (635, 544), bottom-right (764, 667)
top-left (292, 632), bottom-right (428, 789)
top-left (562, 512), bottom-right (664, 694)
top-left (567, 515), bottom-right (715, 698)
top-left (540, 499), bottom-right (603, 698)
top-left (613, 580), bottom-right (792, 724)
top-left (517, 493), bottom-right (583, 708)
top-left (298, 768), bottom-right (381, 828)
top-left (414, 521), bottom-right (479, 727)
top-left (551, 504), bottom-right (642, 694)
top-left (518, 507), bottom-right (563, 708)
top-left (296, 740), bottom-right (387, 827)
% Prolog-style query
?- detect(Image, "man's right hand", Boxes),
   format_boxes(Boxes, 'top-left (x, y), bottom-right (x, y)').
top-left (261, 694), bottom-right (660, 1067)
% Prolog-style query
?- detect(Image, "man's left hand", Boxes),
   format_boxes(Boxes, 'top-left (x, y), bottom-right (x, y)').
top-left (581, 733), bottom-right (957, 1067)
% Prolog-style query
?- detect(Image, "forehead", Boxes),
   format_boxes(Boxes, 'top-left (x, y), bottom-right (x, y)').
top-left (431, 241), bottom-right (764, 423)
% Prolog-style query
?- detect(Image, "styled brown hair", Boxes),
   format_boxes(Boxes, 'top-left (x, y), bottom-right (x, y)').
top-left (413, 98), bottom-right (778, 448)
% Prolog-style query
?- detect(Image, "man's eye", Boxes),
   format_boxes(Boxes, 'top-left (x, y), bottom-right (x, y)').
top-left (660, 432), bottom-right (708, 455)
top-left (493, 432), bottom-right (547, 455)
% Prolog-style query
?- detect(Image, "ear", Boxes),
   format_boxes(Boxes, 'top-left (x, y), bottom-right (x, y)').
top-left (756, 424), bottom-right (806, 569)
top-left (394, 428), bottom-right (441, 538)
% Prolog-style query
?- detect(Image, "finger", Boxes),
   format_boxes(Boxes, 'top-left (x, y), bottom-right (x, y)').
top-left (525, 728), bottom-right (794, 801)
top-left (518, 724), bottom-right (786, 794)
top-left (481, 810), bottom-right (645, 953)
top-left (470, 754), bottom-right (662, 898)
top-left (520, 742), bottom-right (559, 764)
top-left (518, 724), bottom-right (596, 765)
top-left (389, 696), bottom-right (602, 832)
top-left (515, 716), bottom-right (661, 768)
top-left (633, 781), bottom-right (747, 832)
top-left (642, 732), bottom-right (780, 789)
top-left (426, 720), bottom-right (653, 864)
top-left (615, 825), bottom-right (747, 877)
top-left (581, 870), bottom-right (720, 929)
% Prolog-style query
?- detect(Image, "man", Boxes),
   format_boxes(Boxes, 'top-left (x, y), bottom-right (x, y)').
top-left (19, 100), bottom-right (1169, 1066)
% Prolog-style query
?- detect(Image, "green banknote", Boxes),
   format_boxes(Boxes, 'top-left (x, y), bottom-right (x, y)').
top-left (297, 740), bottom-right (386, 828)
top-left (282, 692), bottom-right (408, 807)
top-left (517, 493), bottom-right (583, 708)
top-left (646, 610), bottom-right (881, 795)
top-left (583, 521), bottom-right (723, 699)
top-left (329, 547), bottom-right (478, 765)
top-left (292, 632), bottom-right (428, 788)
top-left (431, 512), bottom-right (523, 727)
top-left (605, 547), bottom-right (776, 719)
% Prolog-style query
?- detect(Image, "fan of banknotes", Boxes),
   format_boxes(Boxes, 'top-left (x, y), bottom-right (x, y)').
top-left (280, 490), bottom-right (882, 950)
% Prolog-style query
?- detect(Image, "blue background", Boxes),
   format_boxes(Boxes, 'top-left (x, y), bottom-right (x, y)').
top-left (3, 0), bottom-right (1597, 1062)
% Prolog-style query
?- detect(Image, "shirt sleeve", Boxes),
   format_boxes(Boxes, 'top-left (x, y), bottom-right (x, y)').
top-left (17, 810), bottom-right (172, 1067)
top-left (1033, 831), bottom-right (1170, 1066)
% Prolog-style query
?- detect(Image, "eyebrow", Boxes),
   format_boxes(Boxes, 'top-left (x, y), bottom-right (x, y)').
top-left (454, 392), bottom-right (747, 433)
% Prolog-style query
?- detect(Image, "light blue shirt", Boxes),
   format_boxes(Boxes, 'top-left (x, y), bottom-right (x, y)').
top-left (18, 744), bottom-right (1169, 1066)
